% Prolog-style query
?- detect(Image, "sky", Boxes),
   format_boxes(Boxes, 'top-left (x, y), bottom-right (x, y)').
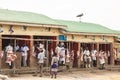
top-left (0, 0), bottom-right (120, 30)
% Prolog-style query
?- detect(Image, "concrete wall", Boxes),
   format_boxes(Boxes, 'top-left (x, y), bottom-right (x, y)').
top-left (1, 25), bottom-right (60, 36)
top-left (67, 34), bottom-right (114, 43)
top-left (0, 24), bottom-right (116, 68)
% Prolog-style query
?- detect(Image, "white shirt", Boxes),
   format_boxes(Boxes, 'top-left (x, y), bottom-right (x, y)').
top-left (55, 46), bottom-right (61, 58)
top-left (60, 47), bottom-right (65, 57)
top-left (55, 46), bottom-right (61, 54)
top-left (15, 45), bottom-right (19, 51)
top-left (21, 46), bottom-right (29, 56)
top-left (23, 46), bottom-right (29, 56)
top-left (38, 52), bottom-right (45, 63)
top-left (5, 45), bottom-right (13, 53)
top-left (59, 47), bottom-right (65, 64)
top-left (83, 50), bottom-right (90, 56)
top-left (51, 56), bottom-right (58, 65)
top-left (91, 50), bottom-right (97, 60)
top-left (99, 52), bottom-right (106, 64)
top-left (66, 54), bottom-right (70, 62)
top-left (39, 43), bottom-right (44, 49)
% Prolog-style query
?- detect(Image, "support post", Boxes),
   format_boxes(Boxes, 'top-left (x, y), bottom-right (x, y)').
top-left (12, 39), bottom-right (16, 74)
top-left (77, 42), bottom-right (81, 68)
top-left (46, 40), bottom-right (49, 67)
top-left (111, 43), bottom-right (114, 65)
top-left (29, 35), bottom-right (35, 67)
top-left (97, 43), bottom-right (99, 67)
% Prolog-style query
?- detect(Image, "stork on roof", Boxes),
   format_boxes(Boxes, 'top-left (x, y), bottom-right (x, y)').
top-left (76, 13), bottom-right (83, 17)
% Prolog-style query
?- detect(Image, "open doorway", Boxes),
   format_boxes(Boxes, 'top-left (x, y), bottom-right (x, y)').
top-left (2, 35), bottom-right (30, 68)
top-left (99, 43), bottom-right (111, 65)
top-left (33, 36), bottom-right (57, 66)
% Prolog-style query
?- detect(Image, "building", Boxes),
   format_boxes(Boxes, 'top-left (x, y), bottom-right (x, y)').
top-left (0, 9), bottom-right (119, 71)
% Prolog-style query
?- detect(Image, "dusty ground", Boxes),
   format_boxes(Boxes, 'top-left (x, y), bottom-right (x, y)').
top-left (8, 69), bottom-right (120, 80)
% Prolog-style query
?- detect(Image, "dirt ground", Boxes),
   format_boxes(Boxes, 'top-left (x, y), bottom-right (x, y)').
top-left (8, 69), bottom-right (120, 80)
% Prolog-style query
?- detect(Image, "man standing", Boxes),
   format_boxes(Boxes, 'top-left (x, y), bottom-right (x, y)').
top-left (91, 49), bottom-right (97, 67)
top-left (83, 47), bottom-right (91, 68)
top-left (21, 44), bottom-right (29, 67)
top-left (37, 49), bottom-right (45, 77)
top-left (65, 49), bottom-right (71, 72)
top-left (5, 43), bottom-right (14, 68)
top-left (59, 46), bottom-right (66, 66)
top-left (99, 50), bottom-right (106, 70)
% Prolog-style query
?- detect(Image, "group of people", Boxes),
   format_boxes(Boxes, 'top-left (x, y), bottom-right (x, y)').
top-left (1, 42), bottom-right (114, 79)
top-left (33, 42), bottom-right (66, 78)
top-left (5, 43), bottom-right (29, 68)
top-left (81, 47), bottom-right (109, 70)
top-left (32, 42), bottom-right (113, 78)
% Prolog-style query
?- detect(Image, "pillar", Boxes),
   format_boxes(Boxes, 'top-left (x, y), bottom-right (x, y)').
top-left (29, 35), bottom-right (36, 68)
top-left (96, 43), bottom-right (99, 67)
top-left (0, 35), bottom-right (2, 50)
top-left (111, 43), bottom-right (114, 65)
top-left (77, 42), bottom-right (81, 68)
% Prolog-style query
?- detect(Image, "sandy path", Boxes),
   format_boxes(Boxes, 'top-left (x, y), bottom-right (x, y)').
top-left (9, 70), bottom-right (120, 80)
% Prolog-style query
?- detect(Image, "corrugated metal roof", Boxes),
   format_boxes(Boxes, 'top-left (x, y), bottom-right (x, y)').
top-left (114, 30), bottom-right (120, 34)
top-left (0, 9), bottom-right (118, 34)
top-left (0, 9), bottom-right (61, 26)
top-left (56, 19), bottom-right (116, 34)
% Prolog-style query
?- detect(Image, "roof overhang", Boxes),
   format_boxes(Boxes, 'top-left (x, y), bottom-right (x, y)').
top-left (0, 20), bottom-right (67, 29)
top-left (60, 29), bottom-right (115, 36)
top-left (114, 36), bottom-right (120, 42)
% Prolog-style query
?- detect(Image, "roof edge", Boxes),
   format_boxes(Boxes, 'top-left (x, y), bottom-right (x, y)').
top-left (0, 20), bottom-right (67, 29)
top-left (60, 29), bottom-right (115, 36)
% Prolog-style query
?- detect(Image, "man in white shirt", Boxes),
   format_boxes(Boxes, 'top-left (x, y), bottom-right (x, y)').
top-left (83, 47), bottom-right (91, 68)
top-left (5, 44), bottom-right (13, 68)
top-left (59, 46), bottom-right (66, 66)
top-left (5, 44), bottom-right (13, 54)
top-left (37, 49), bottom-right (45, 77)
top-left (99, 50), bottom-right (106, 70)
top-left (23, 45), bottom-right (29, 66)
top-left (83, 47), bottom-right (90, 56)
top-left (21, 44), bottom-right (29, 67)
top-left (55, 44), bottom-right (61, 60)
top-left (91, 49), bottom-right (97, 67)
top-left (15, 44), bottom-right (20, 52)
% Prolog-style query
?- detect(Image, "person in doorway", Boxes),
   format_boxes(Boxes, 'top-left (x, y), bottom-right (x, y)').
top-left (51, 53), bottom-right (58, 78)
top-left (113, 48), bottom-right (117, 65)
top-left (5, 43), bottom-right (14, 69)
top-left (83, 47), bottom-right (91, 68)
top-left (21, 44), bottom-right (24, 66)
top-left (15, 44), bottom-right (20, 52)
top-left (99, 50), bottom-right (107, 70)
top-left (80, 48), bottom-right (84, 68)
top-left (21, 44), bottom-right (29, 67)
top-left (37, 49), bottom-right (45, 77)
top-left (34, 43), bottom-right (40, 59)
top-left (71, 50), bottom-right (74, 68)
top-left (107, 50), bottom-right (111, 64)
top-left (59, 45), bottom-right (66, 66)
top-left (55, 44), bottom-right (61, 61)
top-left (65, 49), bottom-right (71, 72)
top-left (91, 49), bottom-right (97, 67)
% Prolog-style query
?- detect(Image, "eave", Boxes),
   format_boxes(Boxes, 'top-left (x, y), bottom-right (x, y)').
top-left (60, 29), bottom-right (115, 36)
top-left (0, 20), bottom-right (67, 29)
